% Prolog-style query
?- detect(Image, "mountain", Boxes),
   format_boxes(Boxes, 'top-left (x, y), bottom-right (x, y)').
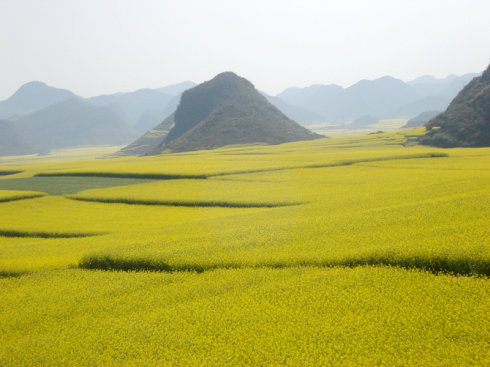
top-left (88, 83), bottom-right (195, 134)
top-left (277, 73), bottom-right (479, 123)
top-left (0, 80), bottom-right (196, 155)
top-left (155, 81), bottom-right (196, 96)
top-left (123, 72), bottom-right (322, 155)
top-left (118, 93), bottom-right (191, 156)
top-left (278, 84), bottom-right (344, 120)
top-left (260, 92), bottom-right (325, 125)
top-left (277, 77), bottom-right (418, 121)
top-left (403, 110), bottom-right (442, 128)
top-left (384, 95), bottom-right (450, 118)
top-left (0, 81), bottom-right (78, 119)
top-left (88, 89), bottom-right (174, 130)
top-left (0, 120), bottom-right (38, 156)
top-left (408, 73), bottom-right (479, 97)
top-left (12, 99), bottom-right (136, 151)
top-left (157, 95), bottom-right (182, 123)
top-left (344, 76), bottom-right (419, 119)
top-left (116, 113), bottom-right (175, 156)
top-left (418, 65), bottom-right (489, 147)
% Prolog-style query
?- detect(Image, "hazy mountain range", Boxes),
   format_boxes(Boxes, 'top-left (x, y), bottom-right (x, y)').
top-left (13, 99), bottom-right (135, 153)
top-left (0, 81), bottom-right (196, 156)
top-left (278, 73), bottom-right (479, 124)
top-left (0, 119), bottom-right (38, 156)
top-left (0, 72), bottom-right (479, 155)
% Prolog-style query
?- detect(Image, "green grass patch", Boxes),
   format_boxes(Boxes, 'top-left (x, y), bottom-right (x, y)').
top-left (0, 176), bottom-right (158, 195)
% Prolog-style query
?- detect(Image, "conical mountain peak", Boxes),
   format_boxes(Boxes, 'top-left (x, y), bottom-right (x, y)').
top-left (122, 72), bottom-right (322, 155)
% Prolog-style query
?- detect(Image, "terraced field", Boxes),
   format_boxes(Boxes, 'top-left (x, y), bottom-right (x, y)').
top-left (0, 129), bottom-right (489, 365)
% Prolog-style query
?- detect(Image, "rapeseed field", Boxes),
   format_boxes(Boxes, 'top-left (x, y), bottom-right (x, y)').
top-left (1, 267), bottom-right (488, 366)
top-left (0, 130), bottom-right (488, 365)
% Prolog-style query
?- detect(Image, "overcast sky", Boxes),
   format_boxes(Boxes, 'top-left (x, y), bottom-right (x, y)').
top-left (1, 0), bottom-right (489, 99)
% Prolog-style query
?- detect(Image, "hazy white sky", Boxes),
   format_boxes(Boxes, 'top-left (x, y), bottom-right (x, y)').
top-left (1, 0), bottom-right (489, 99)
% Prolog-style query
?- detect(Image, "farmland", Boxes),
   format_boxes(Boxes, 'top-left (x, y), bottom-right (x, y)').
top-left (0, 129), bottom-right (489, 365)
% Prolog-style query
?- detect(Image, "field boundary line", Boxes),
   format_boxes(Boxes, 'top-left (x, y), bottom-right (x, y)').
top-left (0, 193), bottom-right (47, 203)
top-left (0, 229), bottom-right (107, 239)
top-left (67, 196), bottom-right (303, 208)
top-left (78, 252), bottom-right (488, 277)
top-left (32, 152), bottom-right (448, 180)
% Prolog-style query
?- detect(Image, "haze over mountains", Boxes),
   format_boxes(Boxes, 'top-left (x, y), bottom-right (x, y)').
top-left (0, 81), bottom-right (78, 119)
top-left (13, 99), bottom-right (135, 153)
top-left (278, 73), bottom-right (478, 125)
top-left (0, 120), bottom-right (38, 156)
top-left (0, 81), bottom-right (196, 156)
top-left (87, 81), bottom-right (196, 133)
top-left (0, 71), bottom-right (480, 156)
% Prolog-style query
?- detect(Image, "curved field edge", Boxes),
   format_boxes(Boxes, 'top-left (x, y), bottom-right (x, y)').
top-left (33, 152), bottom-right (448, 179)
top-left (78, 252), bottom-right (489, 277)
top-left (0, 271), bottom-right (27, 278)
top-left (0, 170), bottom-right (22, 176)
top-left (36, 172), bottom-right (208, 179)
top-left (0, 192), bottom-right (46, 203)
top-left (67, 196), bottom-right (303, 208)
top-left (0, 229), bottom-right (106, 239)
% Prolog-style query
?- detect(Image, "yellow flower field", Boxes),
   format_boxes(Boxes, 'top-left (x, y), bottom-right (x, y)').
top-left (1, 267), bottom-right (488, 366)
top-left (0, 130), bottom-right (489, 365)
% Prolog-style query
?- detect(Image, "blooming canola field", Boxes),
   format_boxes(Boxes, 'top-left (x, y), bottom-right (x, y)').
top-left (0, 129), bottom-right (489, 365)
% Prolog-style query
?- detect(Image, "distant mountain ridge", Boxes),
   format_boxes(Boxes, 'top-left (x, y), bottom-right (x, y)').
top-left (278, 73), bottom-right (479, 123)
top-left (14, 99), bottom-right (136, 152)
top-left (87, 81), bottom-right (196, 134)
top-left (0, 81), bottom-right (79, 119)
top-left (260, 91), bottom-right (325, 124)
top-left (0, 81), bottom-right (197, 156)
